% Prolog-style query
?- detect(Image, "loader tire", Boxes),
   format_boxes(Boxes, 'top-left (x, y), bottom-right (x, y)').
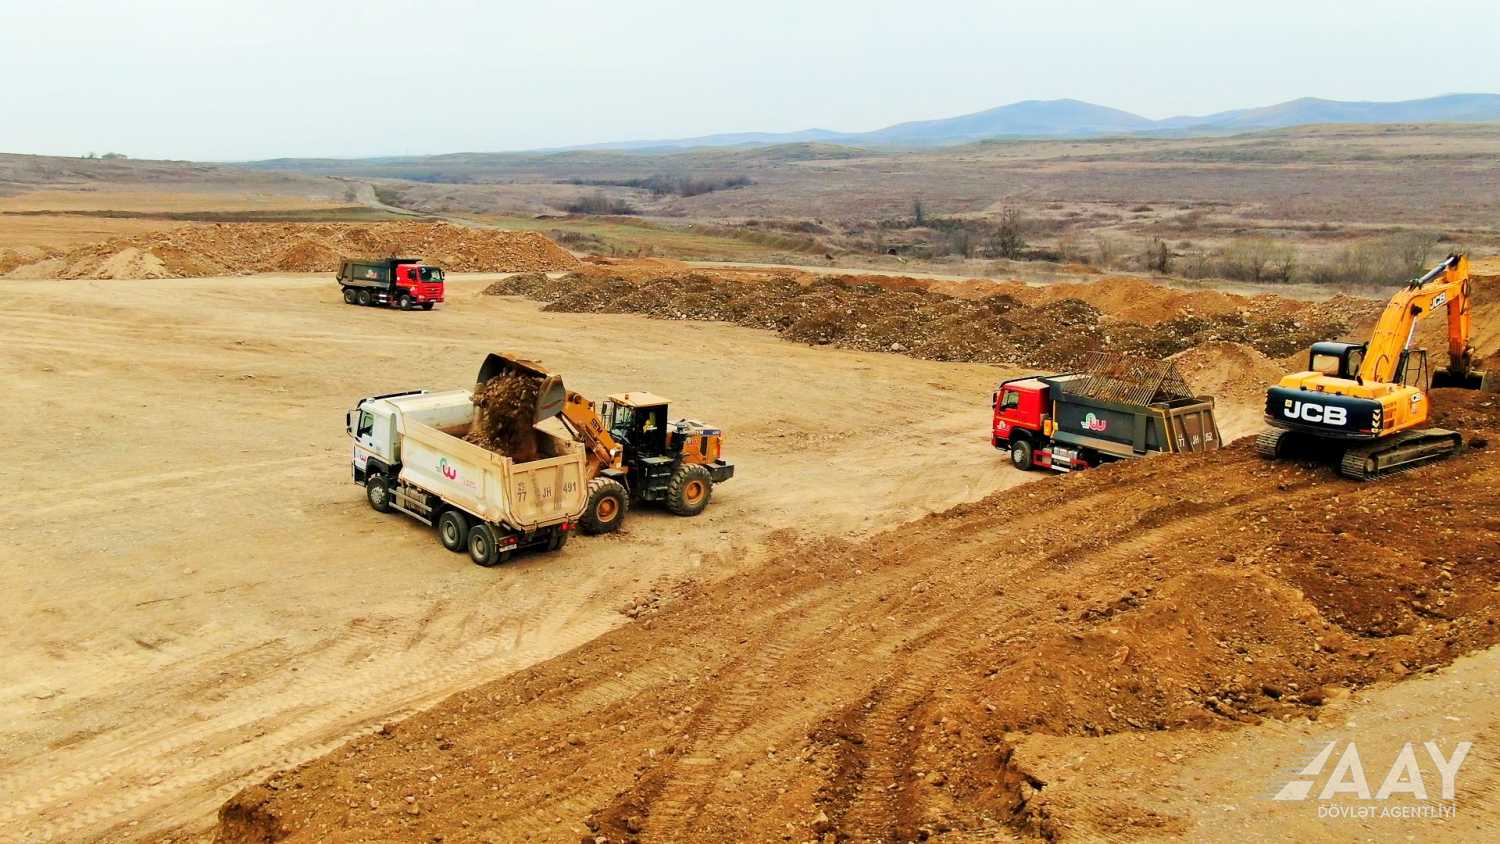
top-left (366, 475), bottom-right (392, 513)
top-left (581, 477), bottom-right (628, 535)
top-left (1009, 439), bottom-right (1034, 471)
top-left (437, 510), bottom-right (468, 553)
top-left (666, 463), bottom-right (713, 517)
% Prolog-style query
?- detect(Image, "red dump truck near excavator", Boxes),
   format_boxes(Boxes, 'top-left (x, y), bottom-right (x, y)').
top-left (338, 257), bottom-right (445, 310)
top-left (992, 354), bottom-right (1222, 472)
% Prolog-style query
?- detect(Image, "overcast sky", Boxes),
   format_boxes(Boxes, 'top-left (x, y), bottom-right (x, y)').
top-left (2, 0), bottom-right (1495, 161)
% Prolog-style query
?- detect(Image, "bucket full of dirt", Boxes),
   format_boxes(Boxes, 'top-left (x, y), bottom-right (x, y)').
top-left (464, 353), bottom-right (569, 462)
top-left (466, 372), bottom-right (546, 462)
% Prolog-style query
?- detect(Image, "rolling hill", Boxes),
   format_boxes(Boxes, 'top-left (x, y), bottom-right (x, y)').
top-left (569, 93), bottom-right (1500, 151)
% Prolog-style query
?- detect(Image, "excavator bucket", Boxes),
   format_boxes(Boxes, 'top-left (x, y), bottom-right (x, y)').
top-left (476, 353), bottom-right (567, 423)
top-left (1431, 367), bottom-right (1489, 391)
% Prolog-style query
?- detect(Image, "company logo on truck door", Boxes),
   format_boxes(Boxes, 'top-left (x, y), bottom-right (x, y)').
top-left (438, 457), bottom-right (458, 480)
top-left (1283, 399), bottom-right (1348, 426)
top-left (1082, 412), bottom-right (1108, 432)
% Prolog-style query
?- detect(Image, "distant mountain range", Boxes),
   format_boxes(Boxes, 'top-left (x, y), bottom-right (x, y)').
top-left (572, 93), bottom-right (1500, 151)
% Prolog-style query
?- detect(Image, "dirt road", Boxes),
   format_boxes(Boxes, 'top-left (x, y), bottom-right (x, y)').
top-left (0, 274), bottom-right (1026, 842)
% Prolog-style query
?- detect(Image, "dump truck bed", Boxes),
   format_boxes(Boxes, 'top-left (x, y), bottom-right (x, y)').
top-left (1047, 374), bottom-right (1221, 459)
top-left (383, 391), bottom-right (588, 531)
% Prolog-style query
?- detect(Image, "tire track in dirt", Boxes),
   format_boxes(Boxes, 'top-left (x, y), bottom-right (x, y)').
top-left (1, 595), bottom-right (620, 842)
top-left (212, 397), bottom-right (1500, 842)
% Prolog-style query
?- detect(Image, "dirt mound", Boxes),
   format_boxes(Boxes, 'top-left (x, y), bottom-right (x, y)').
top-left (487, 271), bottom-right (1376, 371)
top-left (268, 238), bottom-right (345, 273)
top-left (216, 392), bottom-right (1500, 843)
top-left (0, 245), bottom-right (60, 274)
top-left (1169, 341), bottom-right (1288, 405)
top-left (4, 222), bottom-right (579, 279)
top-left (465, 373), bottom-right (545, 462)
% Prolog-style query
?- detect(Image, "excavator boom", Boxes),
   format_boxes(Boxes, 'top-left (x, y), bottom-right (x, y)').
top-left (1358, 254), bottom-right (1484, 388)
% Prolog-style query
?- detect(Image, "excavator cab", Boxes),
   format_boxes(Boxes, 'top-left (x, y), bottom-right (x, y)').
top-left (1308, 341), bottom-right (1365, 380)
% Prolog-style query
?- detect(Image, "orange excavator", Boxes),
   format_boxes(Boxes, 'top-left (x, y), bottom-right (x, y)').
top-left (1257, 254), bottom-right (1487, 479)
top-left (478, 353), bottom-right (734, 533)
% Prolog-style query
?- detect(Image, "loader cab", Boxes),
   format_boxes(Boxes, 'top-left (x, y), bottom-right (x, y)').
top-left (601, 392), bottom-right (672, 457)
top-left (1308, 341), bottom-right (1366, 381)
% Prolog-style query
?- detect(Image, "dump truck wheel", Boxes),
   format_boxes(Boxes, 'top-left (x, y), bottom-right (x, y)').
top-left (342, 287), bottom-right (356, 304)
top-left (468, 524), bottom-right (501, 567)
top-left (366, 475), bottom-right (392, 513)
top-left (547, 529), bottom-right (569, 552)
top-left (666, 463), bottom-right (713, 517)
top-left (581, 478), bottom-right (628, 534)
top-left (357, 289), bottom-right (372, 306)
top-left (1010, 439), bottom-right (1033, 470)
top-left (421, 303), bottom-right (434, 310)
top-left (398, 294), bottom-right (414, 310)
top-left (437, 510), bottom-right (468, 553)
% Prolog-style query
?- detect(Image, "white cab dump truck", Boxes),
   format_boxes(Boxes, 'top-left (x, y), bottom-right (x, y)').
top-left (347, 388), bottom-right (588, 566)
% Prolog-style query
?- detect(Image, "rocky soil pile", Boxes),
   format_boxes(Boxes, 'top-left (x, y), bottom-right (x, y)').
top-left (5, 222), bottom-right (580, 279)
top-left (1168, 341), bottom-right (1291, 405)
top-left (487, 271), bottom-right (1379, 371)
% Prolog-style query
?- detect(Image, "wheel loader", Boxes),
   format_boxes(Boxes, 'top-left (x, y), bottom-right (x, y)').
top-left (477, 353), bottom-right (734, 534)
top-left (1257, 254), bottom-right (1488, 480)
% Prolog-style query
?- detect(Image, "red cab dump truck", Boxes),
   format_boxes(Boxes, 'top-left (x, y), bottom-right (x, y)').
top-left (992, 353), bottom-right (1221, 472)
top-left (338, 257), bottom-right (445, 310)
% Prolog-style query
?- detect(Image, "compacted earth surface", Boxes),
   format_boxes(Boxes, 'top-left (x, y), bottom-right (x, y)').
top-left (215, 392), bottom-right (1500, 844)
top-left (4, 245), bottom-right (1498, 843)
top-left (0, 272), bottom-right (1027, 842)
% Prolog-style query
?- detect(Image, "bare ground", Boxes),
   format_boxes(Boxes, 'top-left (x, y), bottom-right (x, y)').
top-left (0, 274), bottom-right (1029, 842)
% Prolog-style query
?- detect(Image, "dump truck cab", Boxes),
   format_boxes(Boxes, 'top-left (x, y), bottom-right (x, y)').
top-left (992, 377), bottom-right (1050, 444)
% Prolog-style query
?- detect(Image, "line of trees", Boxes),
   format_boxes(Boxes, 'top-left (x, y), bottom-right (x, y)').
top-left (566, 174), bottom-right (751, 198)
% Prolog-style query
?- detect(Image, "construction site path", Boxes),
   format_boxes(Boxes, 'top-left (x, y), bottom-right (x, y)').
top-left (0, 273), bottom-right (1031, 843)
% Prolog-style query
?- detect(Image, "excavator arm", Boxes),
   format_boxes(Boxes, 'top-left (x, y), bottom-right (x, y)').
top-left (1357, 254), bottom-right (1485, 388)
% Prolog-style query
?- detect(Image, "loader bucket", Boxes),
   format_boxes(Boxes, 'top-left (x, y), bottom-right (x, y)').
top-left (476, 353), bottom-right (567, 423)
top-left (1432, 367), bottom-right (1489, 391)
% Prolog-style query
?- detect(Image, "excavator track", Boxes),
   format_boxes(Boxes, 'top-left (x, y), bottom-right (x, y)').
top-left (1254, 429), bottom-right (1290, 458)
top-left (1337, 428), bottom-right (1464, 481)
